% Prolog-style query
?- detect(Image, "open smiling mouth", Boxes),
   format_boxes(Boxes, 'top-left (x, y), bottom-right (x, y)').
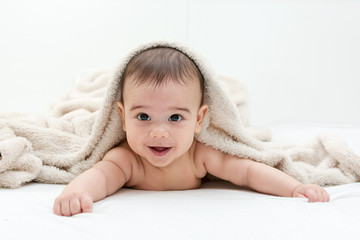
top-left (149, 147), bottom-right (172, 156)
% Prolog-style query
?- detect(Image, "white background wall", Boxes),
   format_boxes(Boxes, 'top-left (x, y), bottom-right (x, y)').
top-left (1, 0), bottom-right (359, 126)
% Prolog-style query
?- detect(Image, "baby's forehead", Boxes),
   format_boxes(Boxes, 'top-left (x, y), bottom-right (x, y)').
top-left (124, 74), bottom-right (202, 92)
top-left (122, 75), bottom-right (203, 104)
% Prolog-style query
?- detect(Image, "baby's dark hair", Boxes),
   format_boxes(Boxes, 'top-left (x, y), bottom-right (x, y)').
top-left (120, 47), bottom-right (204, 103)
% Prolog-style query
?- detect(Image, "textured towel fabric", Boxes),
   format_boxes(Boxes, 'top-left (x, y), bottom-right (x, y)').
top-left (0, 41), bottom-right (359, 188)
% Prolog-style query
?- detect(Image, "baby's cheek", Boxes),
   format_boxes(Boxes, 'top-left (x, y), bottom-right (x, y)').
top-left (181, 131), bottom-right (196, 149)
top-left (125, 132), bottom-right (139, 148)
top-left (127, 139), bottom-right (142, 156)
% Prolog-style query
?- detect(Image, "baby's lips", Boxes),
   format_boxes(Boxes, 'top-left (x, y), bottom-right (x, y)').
top-left (152, 147), bottom-right (167, 151)
top-left (149, 146), bottom-right (172, 156)
top-left (149, 146), bottom-right (171, 151)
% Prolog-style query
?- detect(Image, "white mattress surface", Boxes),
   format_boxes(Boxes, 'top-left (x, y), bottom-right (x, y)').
top-left (1, 124), bottom-right (360, 240)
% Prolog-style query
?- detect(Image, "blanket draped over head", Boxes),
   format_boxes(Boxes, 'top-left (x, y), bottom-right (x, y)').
top-left (1, 41), bottom-right (359, 188)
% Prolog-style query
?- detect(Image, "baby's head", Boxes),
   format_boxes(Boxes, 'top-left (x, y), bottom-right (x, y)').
top-left (117, 47), bottom-right (209, 168)
top-left (120, 47), bottom-right (205, 106)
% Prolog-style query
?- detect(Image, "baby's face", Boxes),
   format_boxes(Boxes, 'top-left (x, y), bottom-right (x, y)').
top-left (118, 77), bottom-right (208, 168)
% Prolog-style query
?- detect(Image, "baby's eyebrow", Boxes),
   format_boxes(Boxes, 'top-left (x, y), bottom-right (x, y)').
top-left (129, 105), bottom-right (147, 111)
top-left (129, 105), bottom-right (190, 113)
top-left (171, 107), bottom-right (191, 113)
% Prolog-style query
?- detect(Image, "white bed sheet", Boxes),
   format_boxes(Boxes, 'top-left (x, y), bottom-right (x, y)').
top-left (1, 124), bottom-right (360, 240)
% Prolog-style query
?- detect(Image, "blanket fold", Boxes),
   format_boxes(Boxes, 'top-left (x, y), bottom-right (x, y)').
top-left (1, 40), bottom-right (359, 188)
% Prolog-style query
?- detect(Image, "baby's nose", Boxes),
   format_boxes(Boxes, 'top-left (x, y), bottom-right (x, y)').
top-left (149, 128), bottom-right (170, 139)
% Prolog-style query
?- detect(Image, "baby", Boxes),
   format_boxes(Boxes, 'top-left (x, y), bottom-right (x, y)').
top-left (53, 47), bottom-right (329, 216)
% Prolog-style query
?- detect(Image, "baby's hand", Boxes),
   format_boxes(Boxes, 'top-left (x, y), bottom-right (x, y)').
top-left (292, 184), bottom-right (330, 202)
top-left (53, 190), bottom-right (93, 216)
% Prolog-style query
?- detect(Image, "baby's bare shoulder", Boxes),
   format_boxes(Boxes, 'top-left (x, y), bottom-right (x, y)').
top-left (193, 141), bottom-right (223, 176)
top-left (102, 142), bottom-right (145, 175)
top-left (103, 142), bottom-right (136, 162)
top-left (194, 141), bottom-right (224, 159)
top-left (102, 142), bottom-right (145, 186)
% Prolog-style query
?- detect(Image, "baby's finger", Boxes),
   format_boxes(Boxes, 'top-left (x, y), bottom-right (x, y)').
top-left (80, 195), bottom-right (93, 213)
top-left (70, 198), bottom-right (81, 215)
top-left (53, 200), bottom-right (61, 216)
top-left (293, 192), bottom-right (307, 199)
top-left (305, 189), bottom-right (318, 202)
top-left (321, 189), bottom-right (330, 202)
top-left (61, 201), bottom-right (71, 216)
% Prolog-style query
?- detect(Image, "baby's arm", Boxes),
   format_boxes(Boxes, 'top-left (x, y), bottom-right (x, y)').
top-left (53, 147), bottom-right (133, 216)
top-left (201, 146), bottom-right (329, 202)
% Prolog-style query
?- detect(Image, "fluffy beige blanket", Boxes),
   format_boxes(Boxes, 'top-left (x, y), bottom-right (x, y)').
top-left (1, 41), bottom-right (359, 188)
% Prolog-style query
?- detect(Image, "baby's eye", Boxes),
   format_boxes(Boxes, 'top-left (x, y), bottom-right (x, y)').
top-left (137, 113), bottom-right (151, 121)
top-left (168, 114), bottom-right (182, 122)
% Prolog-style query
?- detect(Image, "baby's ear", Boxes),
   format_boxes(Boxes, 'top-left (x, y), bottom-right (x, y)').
top-left (116, 102), bottom-right (126, 131)
top-left (195, 104), bottom-right (209, 133)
